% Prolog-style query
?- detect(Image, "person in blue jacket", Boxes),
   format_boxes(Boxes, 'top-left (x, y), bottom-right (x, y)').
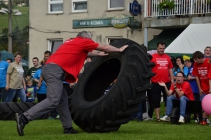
top-left (33, 68), bottom-right (46, 102)
top-left (173, 56), bottom-right (188, 79)
top-left (0, 52), bottom-right (9, 102)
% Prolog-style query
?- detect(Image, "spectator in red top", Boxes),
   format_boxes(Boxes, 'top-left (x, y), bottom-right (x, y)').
top-left (15, 31), bottom-right (128, 136)
top-left (148, 41), bottom-right (174, 121)
top-left (159, 71), bottom-right (194, 123)
top-left (192, 51), bottom-right (211, 125)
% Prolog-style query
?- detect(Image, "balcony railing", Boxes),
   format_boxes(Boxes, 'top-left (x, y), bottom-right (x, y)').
top-left (144, 0), bottom-right (211, 18)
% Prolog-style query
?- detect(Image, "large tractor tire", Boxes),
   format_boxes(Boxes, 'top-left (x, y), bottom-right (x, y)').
top-left (70, 38), bottom-right (155, 132)
top-left (0, 102), bottom-right (49, 120)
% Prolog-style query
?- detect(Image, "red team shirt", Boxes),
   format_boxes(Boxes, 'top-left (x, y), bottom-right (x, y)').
top-left (46, 37), bottom-right (99, 83)
top-left (192, 58), bottom-right (211, 94)
top-left (151, 53), bottom-right (173, 83)
top-left (170, 81), bottom-right (194, 101)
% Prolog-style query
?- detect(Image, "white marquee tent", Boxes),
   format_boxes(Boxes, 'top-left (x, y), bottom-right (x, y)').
top-left (165, 24), bottom-right (211, 54)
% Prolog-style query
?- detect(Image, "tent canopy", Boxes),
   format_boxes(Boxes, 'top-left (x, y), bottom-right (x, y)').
top-left (0, 50), bottom-right (28, 66)
top-left (165, 24), bottom-right (211, 54)
top-left (148, 29), bottom-right (184, 51)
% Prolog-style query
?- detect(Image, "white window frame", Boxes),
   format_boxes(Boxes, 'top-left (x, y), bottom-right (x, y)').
top-left (72, 0), bottom-right (87, 13)
top-left (108, 0), bottom-right (124, 11)
top-left (106, 36), bottom-right (123, 44)
top-left (48, 39), bottom-right (63, 53)
top-left (48, 0), bottom-right (63, 14)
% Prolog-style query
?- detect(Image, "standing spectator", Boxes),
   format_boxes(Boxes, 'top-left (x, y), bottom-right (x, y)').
top-left (173, 56), bottom-right (188, 79)
top-left (6, 58), bottom-right (17, 102)
top-left (25, 79), bottom-right (36, 102)
top-left (159, 71), bottom-right (194, 123)
top-left (149, 41), bottom-right (174, 122)
top-left (204, 46), bottom-right (211, 59)
top-left (26, 57), bottom-right (41, 86)
top-left (6, 58), bottom-right (13, 64)
top-left (185, 58), bottom-right (200, 122)
top-left (192, 51), bottom-right (211, 125)
top-left (33, 68), bottom-right (47, 102)
top-left (4, 52), bottom-right (26, 102)
top-left (0, 52), bottom-right (9, 102)
top-left (15, 31), bottom-right (128, 136)
top-left (40, 51), bottom-right (51, 65)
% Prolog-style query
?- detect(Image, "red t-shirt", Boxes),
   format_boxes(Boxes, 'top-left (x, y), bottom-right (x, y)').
top-left (150, 53), bottom-right (173, 83)
top-left (192, 58), bottom-right (210, 94)
top-left (170, 81), bottom-right (194, 101)
top-left (46, 37), bottom-right (99, 83)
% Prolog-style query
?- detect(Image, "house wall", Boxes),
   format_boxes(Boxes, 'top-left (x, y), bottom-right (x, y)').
top-left (29, 0), bottom-right (161, 67)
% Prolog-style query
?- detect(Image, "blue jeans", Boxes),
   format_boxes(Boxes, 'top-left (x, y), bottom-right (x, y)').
top-left (166, 95), bottom-right (189, 117)
top-left (131, 103), bottom-right (143, 121)
top-left (0, 87), bottom-right (7, 102)
top-left (4, 88), bottom-right (26, 102)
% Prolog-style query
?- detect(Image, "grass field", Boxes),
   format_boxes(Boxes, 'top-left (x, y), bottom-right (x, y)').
top-left (0, 6), bottom-right (29, 31)
top-left (0, 118), bottom-right (211, 140)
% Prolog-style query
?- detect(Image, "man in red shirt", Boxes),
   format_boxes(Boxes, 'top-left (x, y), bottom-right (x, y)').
top-left (192, 51), bottom-right (211, 125)
top-left (148, 42), bottom-right (174, 121)
top-left (159, 71), bottom-right (194, 123)
top-left (15, 31), bottom-right (128, 136)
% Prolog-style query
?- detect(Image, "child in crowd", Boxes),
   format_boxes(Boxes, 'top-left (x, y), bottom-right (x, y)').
top-left (25, 79), bottom-right (36, 102)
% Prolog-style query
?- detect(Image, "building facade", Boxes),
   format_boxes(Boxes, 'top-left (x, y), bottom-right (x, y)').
top-left (28, 0), bottom-right (161, 67)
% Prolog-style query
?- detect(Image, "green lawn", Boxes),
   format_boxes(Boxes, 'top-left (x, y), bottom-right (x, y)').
top-left (0, 119), bottom-right (210, 140)
top-left (0, 6), bottom-right (29, 31)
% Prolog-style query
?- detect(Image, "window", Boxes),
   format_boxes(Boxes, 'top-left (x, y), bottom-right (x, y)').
top-left (72, 0), bottom-right (87, 13)
top-left (48, 39), bottom-right (63, 53)
top-left (48, 0), bottom-right (63, 14)
top-left (108, 0), bottom-right (124, 10)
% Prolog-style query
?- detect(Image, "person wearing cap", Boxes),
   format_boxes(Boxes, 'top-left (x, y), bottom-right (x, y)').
top-left (15, 31), bottom-right (128, 136)
top-left (0, 52), bottom-right (9, 102)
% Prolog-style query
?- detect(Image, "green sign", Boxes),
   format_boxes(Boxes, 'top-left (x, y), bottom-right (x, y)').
top-left (73, 14), bottom-right (142, 29)
top-left (73, 18), bottom-right (112, 28)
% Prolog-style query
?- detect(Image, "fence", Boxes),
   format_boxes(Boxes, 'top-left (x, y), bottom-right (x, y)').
top-left (144, 0), bottom-right (211, 18)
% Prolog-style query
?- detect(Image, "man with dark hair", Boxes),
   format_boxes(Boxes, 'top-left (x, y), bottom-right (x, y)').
top-left (26, 57), bottom-right (41, 86)
top-left (192, 51), bottom-right (211, 125)
top-left (148, 41), bottom-right (174, 121)
top-left (6, 58), bottom-right (13, 64)
top-left (15, 31), bottom-right (128, 136)
top-left (41, 51), bottom-right (52, 65)
top-left (0, 52), bottom-right (9, 102)
top-left (159, 71), bottom-right (194, 123)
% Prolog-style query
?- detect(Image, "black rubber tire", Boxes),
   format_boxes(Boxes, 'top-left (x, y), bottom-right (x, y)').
top-left (70, 38), bottom-right (155, 132)
top-left (0, 102), bottom-right (49, 120)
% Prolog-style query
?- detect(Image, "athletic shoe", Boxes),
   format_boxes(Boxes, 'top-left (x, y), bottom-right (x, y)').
top-left (178, 116), bottom-right (185, 123)
top-left (199, 120), bottom-right (207, 125)
top-left (144, 117), bottom-right (153, 121)
top-left (15, 113), bottom-right (29, 136)
top-left (64, 127), bottom-right (78, 134)
top-left (160, 115), bottom-right (170, 122)
top-left (56, 115), bottom-right (60, 119)
top-left (206, 119), bottom-right (210, 124)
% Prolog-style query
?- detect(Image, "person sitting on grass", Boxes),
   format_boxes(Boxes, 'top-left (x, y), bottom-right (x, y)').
top-left (158, 71), bottom-right (194, 123)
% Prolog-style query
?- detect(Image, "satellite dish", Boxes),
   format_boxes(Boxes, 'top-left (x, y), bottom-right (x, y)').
top-left (14, 12), bottom-right (22, 16)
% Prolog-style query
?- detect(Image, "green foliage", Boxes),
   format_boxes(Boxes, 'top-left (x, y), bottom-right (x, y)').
top-left (158, 0), bottom-right (175, 10)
